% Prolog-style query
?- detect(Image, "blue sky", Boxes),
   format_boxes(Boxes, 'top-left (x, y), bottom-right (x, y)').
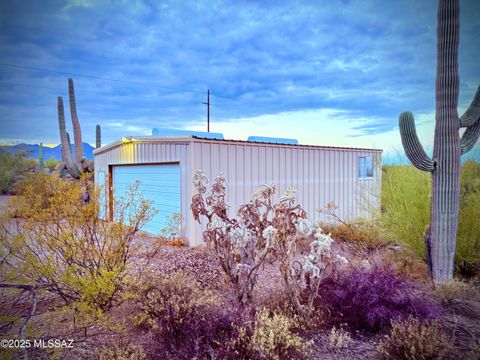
top-left (0, 0), bottom-right (479, 161)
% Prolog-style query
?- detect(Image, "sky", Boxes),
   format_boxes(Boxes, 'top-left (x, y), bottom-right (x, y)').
top-left (0, 0), bottom-right (479, 162)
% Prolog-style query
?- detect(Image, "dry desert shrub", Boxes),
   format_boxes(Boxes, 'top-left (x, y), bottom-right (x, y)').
top-left (231, 308), bottom-right (312, 360)
top-left (328, 326), bottom-right (352, 350)
top-left (434, 280), bottom-right (477, 305)
top-left (319, 202), bottom-right (388, 255)
top-left (98, 343), bottom-right (147, 360)
top-left (377, 316), bottom-right (455, 360)
top-left (133, 272), bottom-right (239, 359)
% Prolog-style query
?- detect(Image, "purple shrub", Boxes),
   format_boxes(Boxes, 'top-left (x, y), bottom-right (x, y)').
top-left (134, 273), bottom-right (253, 360)
top-left (317, 268), bottom-right (441, 333)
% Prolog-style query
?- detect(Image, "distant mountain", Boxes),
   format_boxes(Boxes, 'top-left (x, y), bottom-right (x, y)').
top-left (0, 142), bottom-right (95, 161)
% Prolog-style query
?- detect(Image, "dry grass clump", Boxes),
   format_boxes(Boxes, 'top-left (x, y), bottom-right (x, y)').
top-left (383, 248), bottom-right (431, 281)
top-left (435, 280), bottom-right (477, 305)
top-left (234, 308), bottom-right (312, 360)
top-left (328, 326), bottom-right (352, 350)
top-left (257, 288), bottom-right (296, 318)
top-left (320, 218), bottom-right (388, 255)
top-left (98, 343), bottom-right (147, 360)
top-left (377, 316), bottom-right (455, 360)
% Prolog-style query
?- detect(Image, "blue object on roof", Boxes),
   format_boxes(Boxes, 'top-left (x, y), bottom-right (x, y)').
top-left (247, 136), bottom-right (299, 145)
top-left (151, 128), bottom-right (224, 140)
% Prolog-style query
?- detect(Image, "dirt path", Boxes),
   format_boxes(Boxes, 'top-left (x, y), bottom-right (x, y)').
top-left (0, 195), bottom-right (13, 215)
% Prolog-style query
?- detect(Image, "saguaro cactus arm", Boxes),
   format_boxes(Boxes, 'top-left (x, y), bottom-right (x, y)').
top-left (459, 85), bottom-right (480, 154)
top-left (58, 97), bottom-right (80, 179)
top-left (460, 86), bottom-right (480, 127)
top-left (399, 111), bottom-right (435, 172)
top-left (68, 78), bottom-right (84, 165)
top-left (460, 117), bottom-right (480, 154)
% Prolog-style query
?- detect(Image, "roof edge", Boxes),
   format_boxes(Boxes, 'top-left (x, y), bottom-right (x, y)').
top-left (93, 135), bottom-right (383, 156)
top-left (93, 136), bottom-right (194, 155)
top-left (192, 136), bottom-right (383, 153)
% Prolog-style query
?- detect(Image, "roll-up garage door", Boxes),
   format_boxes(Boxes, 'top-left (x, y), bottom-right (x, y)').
top-left (112, 163), bottom-right (180, 234)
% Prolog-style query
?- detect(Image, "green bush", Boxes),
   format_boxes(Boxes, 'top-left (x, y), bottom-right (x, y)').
top-left (0, 173), bottom-right (157, 314)
top-left (457, 160), bottom-right (480, 267)
top-left (381, 162), bottom-right (480, 270)
top-left (44, 157), bottom-right (58, 171)
top-left (0, 148), bottom-right (37, 194)
top-left (381, 165), bottom-right (431, 258)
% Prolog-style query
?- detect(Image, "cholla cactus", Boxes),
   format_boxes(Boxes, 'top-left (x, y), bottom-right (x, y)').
top-left (282, 223), bottom-right (347, 318)
top-left (191, 170), bottom-right (273, 304)
top-left (191, 171), bottom-right (346, 312)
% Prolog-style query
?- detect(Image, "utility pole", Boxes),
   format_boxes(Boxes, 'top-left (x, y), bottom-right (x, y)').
top-left (202, 89), bottom-right (210, 132)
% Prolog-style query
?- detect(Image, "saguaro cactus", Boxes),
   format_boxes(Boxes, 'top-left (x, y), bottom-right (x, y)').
top-left (68, 78), bottom-right (84, 167)
top-left (399, 0), bottom-right (480, 282)
top-left (38, 142), bottom-right (44, 170)
top-left (96, 124), bottom-right (101, 149)
top-left (58, 97), bottom-right (80, 179)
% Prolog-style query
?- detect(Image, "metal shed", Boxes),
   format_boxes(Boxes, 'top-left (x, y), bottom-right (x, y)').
top-left (93, 135), bottom-right (382, 246)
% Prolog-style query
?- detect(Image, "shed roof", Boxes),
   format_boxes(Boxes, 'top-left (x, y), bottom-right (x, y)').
top-left (93, 135), bottom-right (383, 156)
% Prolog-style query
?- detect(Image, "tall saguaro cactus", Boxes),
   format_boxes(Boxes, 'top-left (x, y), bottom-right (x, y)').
top-left (58, 97), bottom-right (80, 179)
top-left (399, 0), bottom-right (480, 282)
top-left (39, 142), bottom-right (44, 170)
top-left (68, 78), bottom-right (84, 167)
top-left (96, 124), bottom-right (101, 149)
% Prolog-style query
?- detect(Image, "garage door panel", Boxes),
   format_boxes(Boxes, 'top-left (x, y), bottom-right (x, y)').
top-left (112, 164), bottom-right (180, 234)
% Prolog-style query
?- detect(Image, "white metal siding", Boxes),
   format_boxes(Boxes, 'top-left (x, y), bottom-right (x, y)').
top-left (112, 164), bottom-right (181, 234)
top-left (97, 170), bottom-right (106, 219)
top-left (189, 140), bottom-right (382, 244)
top-left (94, 137), bottom-right (381, 247)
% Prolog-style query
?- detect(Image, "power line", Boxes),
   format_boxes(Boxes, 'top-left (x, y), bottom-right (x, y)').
top-left (0, 62), bottom-right (268, 108)
top-left (0, 62), bottom-right (206, 96)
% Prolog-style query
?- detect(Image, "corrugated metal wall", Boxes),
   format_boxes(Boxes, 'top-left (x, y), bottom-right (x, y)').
top-left (189, 139), bottom-right (382, 246)
top-left (94, 137), bottom-right (381, 247)
top-left (94, 139), bottom-right (192, 242)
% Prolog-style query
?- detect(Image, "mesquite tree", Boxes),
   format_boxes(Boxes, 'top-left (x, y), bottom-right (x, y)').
top-left (399, 0), bottom-right (480, 282)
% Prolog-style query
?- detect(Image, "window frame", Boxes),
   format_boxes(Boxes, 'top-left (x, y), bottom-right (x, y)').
top-left (358, 155), bottom-right (374, 179)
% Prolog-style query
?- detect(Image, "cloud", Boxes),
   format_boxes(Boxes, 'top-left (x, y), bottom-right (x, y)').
top-left (0, 0), bottom-right (478, 148)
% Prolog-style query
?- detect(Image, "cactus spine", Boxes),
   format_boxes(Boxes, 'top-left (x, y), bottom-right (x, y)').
top-left (96, 124), bottom-right (101, 149)
top-left (58, 97), bottom-right (80, 179)
top-left (68, 78), bottom-right (84, 167)
top-left (399, 0), bottom-right (480, 282)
